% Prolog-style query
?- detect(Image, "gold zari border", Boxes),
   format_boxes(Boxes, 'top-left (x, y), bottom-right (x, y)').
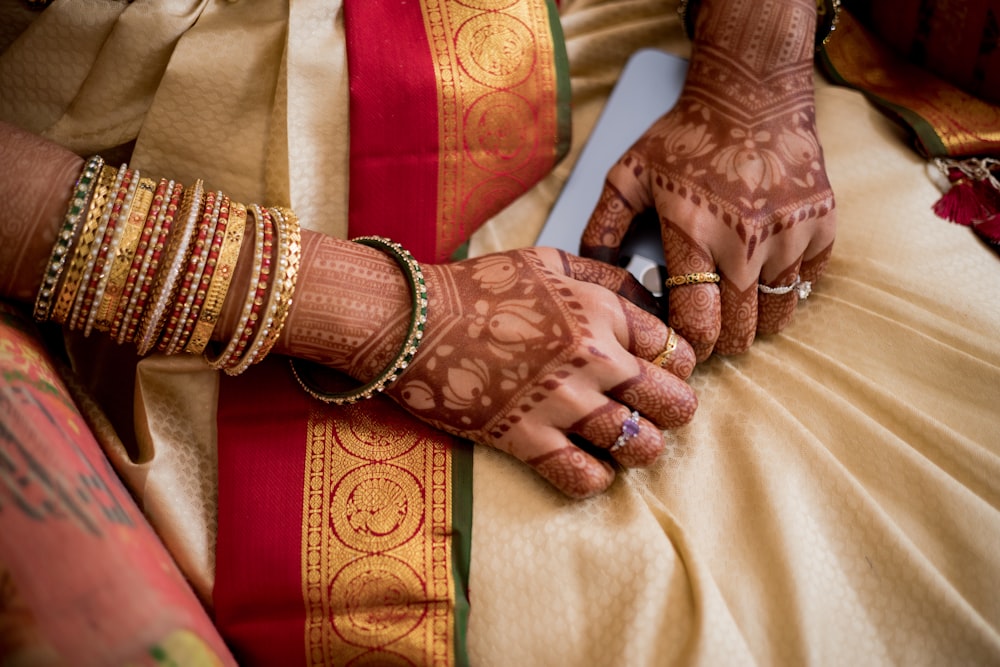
top-left (301, 400), bottom-right (455, 665)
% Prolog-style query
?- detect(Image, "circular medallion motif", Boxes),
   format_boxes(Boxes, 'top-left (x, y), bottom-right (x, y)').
top-left (330, 554), bottom-right (427, 647)
top-left (465, 91), bottom-right (536, 174)
top-left (456, 13), bottom-right (536, 88)
top-left (341, 402), bottom-right (421, 461)
top-left (330, 463), bottom-right (425, 552)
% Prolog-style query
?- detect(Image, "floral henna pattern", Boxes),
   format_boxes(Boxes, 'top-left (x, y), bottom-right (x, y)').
top-left (389, 250), bottom-right (592, 445)
top-left (636, 0), bottom-right (834, 261)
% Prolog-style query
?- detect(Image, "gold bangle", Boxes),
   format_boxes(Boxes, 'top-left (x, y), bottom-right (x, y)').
top-left (233, 205), bottom-right (301, 371)
top-left (51, 164), bottom-right (117, 325)
top-left (93, 177), bottom-right (155, 333)
top-left (136, 179), bottom-right (204, 356)
top-left (186, 200), bottom-right (247, 355)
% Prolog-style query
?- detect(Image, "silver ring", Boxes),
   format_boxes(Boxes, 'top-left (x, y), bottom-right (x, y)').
top-left (758, 275), bottom-right (812, 300)
top-left (611, 410), bottom-right (641, 452)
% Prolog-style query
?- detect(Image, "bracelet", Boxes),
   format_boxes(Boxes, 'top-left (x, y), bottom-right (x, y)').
top-left (136, 179), bottom-right (204, 355)
top-left (185, 200), bottom-right (246, 355)
top-left (120, 180), bottom-right (182, 345)
top-left (679, 0), bottom-right (840, 51)
top-left (205, 203), bottom-right (271, 371)
top-left (52, 164), bottom-right (116, 325)
top-left (33, 155), bottom-right (104, 323)
top-left (68, 166), bottom-right (130, 332)
top-left (227, 206), bottom-right (301, 374)
top-left (289, 235), bottom-right (428, 405)
top-left (94, 176), bottom-right (155, 334)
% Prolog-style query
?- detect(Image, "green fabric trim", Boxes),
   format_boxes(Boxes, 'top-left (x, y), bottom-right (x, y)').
top-left (450, 439), bottom-right (474, 667)
top-left (546, 0), bottom-right (573, 164)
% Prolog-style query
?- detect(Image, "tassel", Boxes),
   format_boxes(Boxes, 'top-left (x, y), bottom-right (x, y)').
top-left (932, 175), bottom-right (987, 226)
top-left (931, 158), bottom-right (1000, 232)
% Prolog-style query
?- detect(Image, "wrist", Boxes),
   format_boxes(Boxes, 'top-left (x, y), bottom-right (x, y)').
top-left (681, 0), bottom-right (838, 56)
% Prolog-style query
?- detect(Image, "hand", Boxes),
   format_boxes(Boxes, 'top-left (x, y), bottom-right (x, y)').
top-left (386, 248), bottom-right (698, 498)
top-left (580, 0), bottom-right (837, 361)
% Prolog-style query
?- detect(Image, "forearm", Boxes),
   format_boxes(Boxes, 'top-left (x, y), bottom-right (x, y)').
top-left (0, 122), bottom-right (84, 302)
top-left (0, 121), bottom-right (408, 381)
top-left (691, 0), bottom-right (817, 66)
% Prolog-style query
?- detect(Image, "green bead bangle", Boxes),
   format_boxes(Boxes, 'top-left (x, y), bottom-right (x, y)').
top-left (289, 235), bottom-right (428, 405)
top-left (33, 155), bottom-right (105, 323)
top-left (679, 0), bottom-right (841, 52)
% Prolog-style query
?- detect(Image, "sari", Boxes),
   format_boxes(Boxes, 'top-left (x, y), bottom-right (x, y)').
top-left (0, 0), bottom-right (569, 664)
top-left (819, 2), bottom-right (1000, 247)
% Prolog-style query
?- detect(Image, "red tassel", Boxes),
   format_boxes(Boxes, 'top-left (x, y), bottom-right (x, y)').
top-left (933, 177), bottom-right (988, 227)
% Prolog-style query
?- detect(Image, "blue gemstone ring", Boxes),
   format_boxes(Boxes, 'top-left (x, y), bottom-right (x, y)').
top-left (611, 410), bottom-right (641, 453)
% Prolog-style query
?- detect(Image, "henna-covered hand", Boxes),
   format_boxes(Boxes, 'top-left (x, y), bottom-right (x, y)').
top-left (580, 0), bottom-right (837, 361)
top-left (381, 248), bottom-right (698, 498)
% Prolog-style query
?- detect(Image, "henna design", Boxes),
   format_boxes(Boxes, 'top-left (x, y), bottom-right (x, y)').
top-left (715, 276), bottom-right (758, 354)
top-left (633, 0), bottom-right (834, 259)
top-left (579, 180), bottom-right (637, 262)
top-left (560, 250), bottom-right (661, 315)
top-left (756, 261), bottom-right (802, 335)
top-left (278, 234), bottom-right (411, 380)
top-left (609, 365), bottom-right (697, 430)
top-left (526, 447), bottom-right (614, 499)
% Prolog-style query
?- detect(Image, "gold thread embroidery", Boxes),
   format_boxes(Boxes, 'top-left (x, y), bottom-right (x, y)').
top-left (301, 400), bottom-right (454, 665)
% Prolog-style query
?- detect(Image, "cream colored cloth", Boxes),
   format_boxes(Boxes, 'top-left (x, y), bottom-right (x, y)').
top-left (468, 4), bottom-right (1000, 666)
top-left (3, 0), bottom-right (1000, 665)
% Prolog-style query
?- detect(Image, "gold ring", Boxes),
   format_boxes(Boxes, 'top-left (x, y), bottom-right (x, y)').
top-left (652, 328), bottom-right (680, 368)
top-left (664, 272), bottom-right (720, 288)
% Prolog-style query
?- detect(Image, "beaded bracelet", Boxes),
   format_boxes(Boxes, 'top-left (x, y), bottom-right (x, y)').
top-left (33, 155), bottom-right (104, 323)
top-left (52, 164), bottom-right (117, 325)
top-left (136, 179), bottom-right (204, 355)
top-left (289, 236), bottom-right (428, 405)
top-left (94, 176), bottom-right (155, 333)
top-left (185, 200), bottom-right (246, 355)
top-left (120, 180), bottom-right (182, 345)
top-left (223, 206), bottom-right (301, 376)
top-left (679, 0), bottom-right (841, 51)
top-left (68, 166), bottom-right (130, 332)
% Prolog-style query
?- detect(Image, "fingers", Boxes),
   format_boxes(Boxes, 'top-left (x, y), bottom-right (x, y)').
top-left (555, 250), bottom-right (662, 316)
top-left (567, 402), bottom-right (664, 468)
top-left (580, 153), bottom-right (652, 264)
top-left (525, 438), bottom-right (616, 499)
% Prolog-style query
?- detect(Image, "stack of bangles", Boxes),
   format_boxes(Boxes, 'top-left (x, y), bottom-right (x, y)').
top-left (32, 155), bottom-right (301, 376)
top-left (34, 156), bottom-right (425, 398)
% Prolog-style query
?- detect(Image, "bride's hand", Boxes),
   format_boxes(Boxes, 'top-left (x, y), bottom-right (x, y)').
top-left (387, 248), bottom-right (697, 498)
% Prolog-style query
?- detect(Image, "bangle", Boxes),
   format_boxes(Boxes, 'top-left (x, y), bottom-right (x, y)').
top-left (185, 200), bottom-right (246, 355)
top-left (136, 179), bottom-right (204, 355)
top-left (93, 176), bottom-right (155, 334)
top-left (68, 165), bottom-right (131, 332)
top-left (111, 178), bottom-right (169, 341)
top-left (52, 164), bottom-right (117, 325)
top-left (120, 180), bottom-right (182, 345)
top-left (223, 206), bottom-right (301, 375)
top-left (33, 155), bottom-right (104, 323)
top-left (289, 235), bottom-right (428, 405)
top-left (205, 203), bottom-right (271, 371)
top-left (679, 0), bottom-right (840, 51)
